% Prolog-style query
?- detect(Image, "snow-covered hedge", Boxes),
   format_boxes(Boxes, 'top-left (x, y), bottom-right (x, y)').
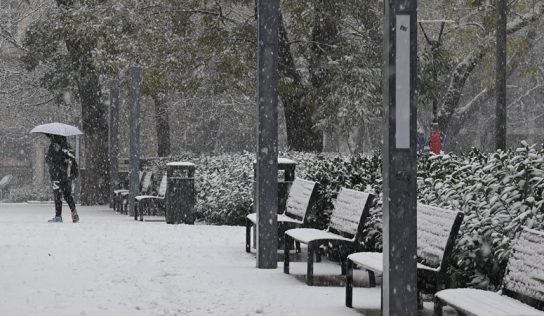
top-left (417, 142), bottom-right (544, 289)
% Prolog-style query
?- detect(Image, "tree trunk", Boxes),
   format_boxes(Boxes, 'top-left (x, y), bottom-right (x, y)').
top-left (278, 14), bottom-right (323, 152)
top-left (438, 1), bottom-right (544, 134)
top-left (153, 94), bottom-right (171, 157)
top-left (58, 0), bottom-right (109, 205)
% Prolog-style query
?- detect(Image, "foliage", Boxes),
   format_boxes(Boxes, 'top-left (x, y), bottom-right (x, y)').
top-left (7, 185), bottom-right (52, 203)
top-left (417, 142), bottom-right (544, 289)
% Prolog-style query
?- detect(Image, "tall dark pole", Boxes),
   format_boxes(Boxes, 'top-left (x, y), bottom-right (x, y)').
top-left (109, 75), bottom-right (120, 208)
top-left (128, 67), bottom-right (141, 217)
top-left (256, 0), bottom-right (279, 269)
top-left (496, 0), bottom-right (507, 150)
top-left (383, 0), bottom-right (418, 314)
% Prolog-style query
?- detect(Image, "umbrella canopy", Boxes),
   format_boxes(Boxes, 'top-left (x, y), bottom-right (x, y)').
top-left (30, 122), bottom-right (83, 136)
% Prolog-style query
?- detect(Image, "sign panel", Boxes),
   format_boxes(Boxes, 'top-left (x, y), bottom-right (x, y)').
top-left (395, 15), bottom-right (411, 149)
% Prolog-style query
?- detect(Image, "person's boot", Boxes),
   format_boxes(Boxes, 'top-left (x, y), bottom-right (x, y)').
top-left (48, 216), bottom-right (63, 223)
top-left (71, 209), bottom-right (79, 223)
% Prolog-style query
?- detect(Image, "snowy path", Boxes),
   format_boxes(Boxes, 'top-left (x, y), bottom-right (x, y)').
top-left (0, 203), bottom-right (379, 316)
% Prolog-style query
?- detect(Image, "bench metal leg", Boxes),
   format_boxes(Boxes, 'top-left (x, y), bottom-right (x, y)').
top-left (245, 219), bottom-right (252, 253)
top-left (134, 201), bottom-right (139, 221)
top-left (295, 241), bottom-right (301, 253)
top-left (307, 242), bottom-right (315, 286)
top-left (368, 270), bottom-right (376, 287)
top-left (284, 234), bottom-right (291, 274)
top-left (346, 259), bottom-right (354, 307)
top-left (433, 297), bottom-right (444, 316)
top-left (316, 248), bottom-right (322, 263)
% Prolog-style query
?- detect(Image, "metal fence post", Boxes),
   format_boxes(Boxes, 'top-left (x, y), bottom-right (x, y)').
top-left (383, 0), bottom-right (418, 314)
top-left (128, 67), bottom-right (141, 217)
top-left (109, 75), bottom-right (120, 208)
top-left (256, 0), bottom-right (280, 269)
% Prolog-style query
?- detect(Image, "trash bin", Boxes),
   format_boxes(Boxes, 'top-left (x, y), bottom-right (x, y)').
top-left (165, 162), bottom-right (196, 224)
top-left (253, 158), bottom-right (297, 214)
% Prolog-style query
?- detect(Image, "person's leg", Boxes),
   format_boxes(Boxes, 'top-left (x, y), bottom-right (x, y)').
top-left (48, 180), bottom-right (63, 222)
top-left (61, 180), bottom-right (78, 223)
top-left (53, 180), bottom-right (62, 217)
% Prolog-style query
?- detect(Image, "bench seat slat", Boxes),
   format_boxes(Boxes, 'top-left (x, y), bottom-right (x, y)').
top-left (436, 288), bottom-right (544, 316)
top-left (246, 213), bottom-right (303, 225)
top-left (285, 228), bottom-right (352, 244)
top-left (135, 195), bottom-right (164, 201)
top-left (348, 252), bottom-right (439, 274)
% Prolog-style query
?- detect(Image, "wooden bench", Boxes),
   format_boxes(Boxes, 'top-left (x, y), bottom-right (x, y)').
top-left (435, 227), bottom-right (544, 315)
top-left (135, 173), bottom-right (167, 221)
top-left (284, 187), bottom-right (374, 286)
top-left (113, 171), bottom-right (143, 212)
top-left (0, 174), bottom-right (13, 199)
top-left (116, 171), bottom-right (153, 214)
top-left (345, 204), bottom-right (464, 308)
top-left (245, 177), bottom-right (318, 253)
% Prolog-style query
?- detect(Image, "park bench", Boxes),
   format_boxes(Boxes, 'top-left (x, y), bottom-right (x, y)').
top-left (284, 187), bottom-right (374, 286)
top-left (245, 177), bottom-right (318, 253)
top-left (345, 204), bottom-right (464, 308)
top-left (117, 171), bottom-right (153, 214)
top-left (112, 171), bottom-right (143, 212)
top-left (0, 174), bottom-right (13, 199)
top-left (135, 173), bottom-right (167, 221)
top-left (434, 227), bottom-right (544, 316)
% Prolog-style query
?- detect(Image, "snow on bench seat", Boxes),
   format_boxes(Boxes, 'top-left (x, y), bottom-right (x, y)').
top-left (435, 288), bottom-right (544, 316)
top-left (135, 195), bottom-right (162, 201)
top-left (246, 213), bottom-right (302, 225)
top-left (285, 228), bottom-right (352, 244)
top-left (347, 252), bottom-right (439, 274)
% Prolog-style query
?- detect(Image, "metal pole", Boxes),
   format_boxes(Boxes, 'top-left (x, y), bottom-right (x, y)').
top-left (73, 117), bottom-right (81, 204)
top-left (109, 75), bottom-right (120, 208)
top-left (74, 134), bottom-right (80, 204)
top-left (496, 0), bottom-right (507, 150)
top-left (256, 0), bottom-right (279, 269)
top-left (128, 67), bottom-right (141, 217)
top-left (383, 0), bottom-right (418, 314)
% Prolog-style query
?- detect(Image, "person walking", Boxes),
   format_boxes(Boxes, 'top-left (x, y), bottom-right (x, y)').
top-left (45, 134), bottom-right (79, 223)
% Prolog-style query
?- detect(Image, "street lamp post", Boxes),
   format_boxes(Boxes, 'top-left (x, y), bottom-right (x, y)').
top-left (255, 0), bottom-right (280, 269)
top-left (383, 0), bottom-right (418, 314)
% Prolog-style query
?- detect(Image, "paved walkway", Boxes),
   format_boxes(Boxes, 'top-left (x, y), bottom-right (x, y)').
top-left (0, 203), bottom-right (385, 316)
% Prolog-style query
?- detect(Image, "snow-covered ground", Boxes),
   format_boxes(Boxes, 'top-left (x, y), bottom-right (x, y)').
top-left (0, 203), bottom-right (391, 316)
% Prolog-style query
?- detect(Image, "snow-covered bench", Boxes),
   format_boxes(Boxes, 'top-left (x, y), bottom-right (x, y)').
top-left (284, 187), bottom-right (374, 286)
top-left (435, 227), bottom-right (544, 315)
top-left (135, 173), bottom-right (167, 221)
top-left (0, 174), bottom-right (13, 199)
top-left (245, 177), bottom-right (318, 253)
top-left (113, 171), bottom-right (142, 212)
top-left (345, 204), bottom-right (464, 308)
top-left (114, 171), bottom-right (152, 214)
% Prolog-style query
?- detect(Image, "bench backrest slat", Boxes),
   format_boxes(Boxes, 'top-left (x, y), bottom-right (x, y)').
top-left (417, 204), bottom-right (464, 269)
top-left (503, 227), bottom-right (544, 305)
top-left (284, 178), bottom-right (317, 221)
top-left (0, 175), bottom-right (13, 186)
top-left (157, 174), bottom-right (168, 197)
top-left (140, 171), bottom-right (153, 193)
top-left (328, 188), bottom-right (373, 240)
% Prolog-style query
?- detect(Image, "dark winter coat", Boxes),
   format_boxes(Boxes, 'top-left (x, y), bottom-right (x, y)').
top-left (45, 136), bottom-right (77, 181)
